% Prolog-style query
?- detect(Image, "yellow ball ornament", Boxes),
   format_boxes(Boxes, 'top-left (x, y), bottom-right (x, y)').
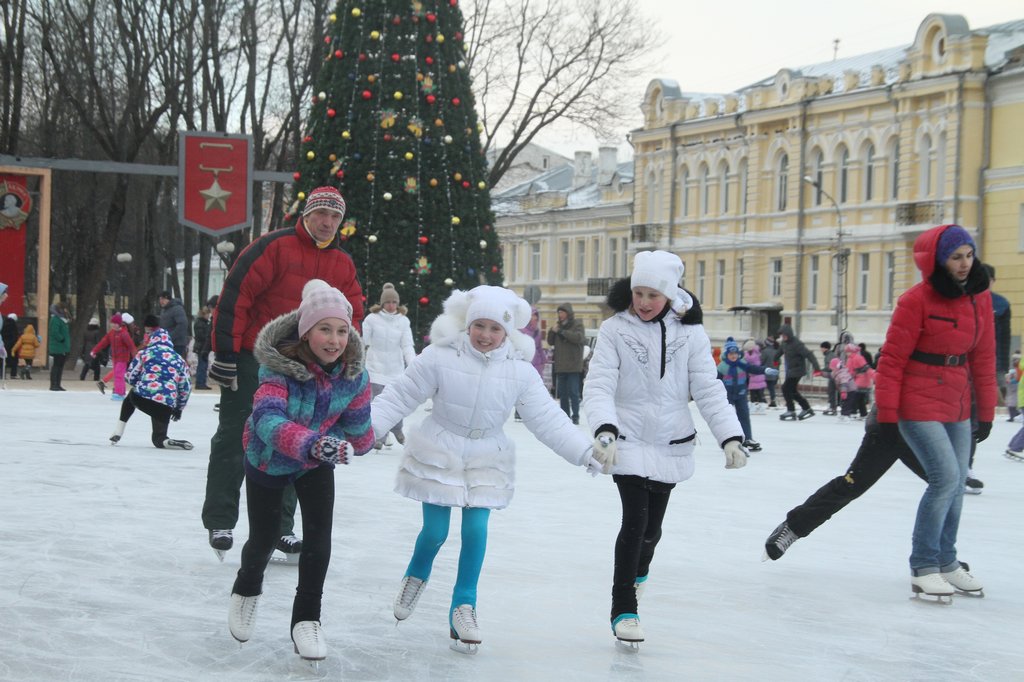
top-left (351, 8), bottom-right (361, 17)
top-left (437, 34), bottom-right (445, 43)
top-left (342, 130), bottom-right (351, 140)
top-left (477, 181), bottom-right (486, 190)
top-left (451, 216), bottom-right (461, 226)
top-left (370, 30), bottom-right (380, 40)
top-left (297, 192), bottom-right (306, 200)
top-left (394, 91), bottom-right (403, 100)
top-left (404, 152), bottom-right (414, 161)
top-left (306, 151), bottom-right (315, 160)
top-left (329, 13), bottom-right (336, 22)
top-left (453, 172), bottom-right (462, 181)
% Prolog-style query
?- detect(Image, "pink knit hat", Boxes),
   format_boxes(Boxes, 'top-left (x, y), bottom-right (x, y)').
top-left (298, 279), bottom-right (353, 337)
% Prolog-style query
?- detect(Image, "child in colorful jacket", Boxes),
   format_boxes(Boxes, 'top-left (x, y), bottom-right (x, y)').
top-left (228, 280), bottom-right (373, 663)
top-left (91, 313), bottom-right (136, 399)
top-left (718, 337), bottom-right (777, 451)
top-left (11, 322), bottom-right (40, 379)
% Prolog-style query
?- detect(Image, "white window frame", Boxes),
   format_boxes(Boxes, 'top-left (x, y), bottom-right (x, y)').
top-left (697, 260), bottom-right (706, 304)
top-left (715, 259), bottom-right (726, 308)
top-left (808, 255), bottom-right (819, 309)
top-left (529, 241), bottom-right (541, 281)
top-left (770, 258), bottom-right (782, 298)
top-left (857, 253), bottom-right (870, 308)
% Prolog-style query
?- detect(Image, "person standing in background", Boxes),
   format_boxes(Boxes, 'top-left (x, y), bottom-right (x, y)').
top-left (984, 265), bottom-right (1011, 403)
top-left (193, 300), bottom-right (215, 390)
top-left (2, 312), bottom-right (18, 379)
top-left (158, 290), bottom-right (191, 359)
top-left (546, 303), bottom-right (586, 424)
top-left (776, 324), bottom-right (821, 421)
top-left (362, 283), bottom-right (415, 448)
top-left (48, 303), bottom-right (71, 391)
top-left (80, 316), bottom-right (105, 381)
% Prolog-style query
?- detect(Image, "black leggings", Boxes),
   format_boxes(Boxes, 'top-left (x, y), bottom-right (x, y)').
top-left (782, 376), bottom-right (811, 412)
top-left (612, 475), bottom-right (675, 620)
top-left (233, 465), bottom-right (334, 627)
top-left (120, 392), bottom-right (172, 447)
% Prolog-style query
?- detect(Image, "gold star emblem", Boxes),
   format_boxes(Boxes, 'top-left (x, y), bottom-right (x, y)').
top-left (200, 178), bottom-right (231, 212)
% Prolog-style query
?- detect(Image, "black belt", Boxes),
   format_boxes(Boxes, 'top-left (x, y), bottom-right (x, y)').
top-left (617, 432), bottom-right (697, 446)
top-left (911, 350), bottom-right (968, 366)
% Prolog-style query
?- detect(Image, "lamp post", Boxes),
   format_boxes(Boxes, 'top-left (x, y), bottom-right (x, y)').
top-left (115, 252), bottom-right (132, 311)
top-left (802, 177), bottom-right (848, 343)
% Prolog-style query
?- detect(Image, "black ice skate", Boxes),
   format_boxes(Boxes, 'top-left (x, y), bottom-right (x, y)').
top-left (270, 534), bottom-right (302, 565)
top-left (779, 411), bottom-right (797, 421)
top-left (797, 408), bottom-right (815, 420)
top-left (743, 439), bottom-right (762, 452)
top-left (209, 529), bottom-right (233, 562)
top-left (162, 439), bottom-right (193, 450)
top-left (763, 521), bottom-right (799, 561)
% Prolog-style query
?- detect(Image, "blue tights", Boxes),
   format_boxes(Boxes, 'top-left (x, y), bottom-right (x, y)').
top-left (405, 503), bottom-right (490, 615)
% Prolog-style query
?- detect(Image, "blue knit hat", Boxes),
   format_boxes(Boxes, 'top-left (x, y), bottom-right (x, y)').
top-left (723, 337), bottom-right (740, 355)
top-left (935, 225), bottom-right (975, 265)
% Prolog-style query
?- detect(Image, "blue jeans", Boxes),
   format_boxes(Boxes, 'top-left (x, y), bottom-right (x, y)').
top-left (555, 372), bottom-right (581, 421)
top-left (196, 352), bottom-right (209, 387)
top-left (898, 419), bottom-right (971, 575)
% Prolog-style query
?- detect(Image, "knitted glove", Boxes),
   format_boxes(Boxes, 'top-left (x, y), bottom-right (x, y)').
top-left (592, 431), bottom-right (618, 474)
top-left (764, 367), bottom-right (779, 378)
top-left (208, 352), bottom-right (238, 391)
top-left (974, 421), bottom-right (992, 443)
top-left (723, 440), bottom-right (748, 469)
top-left (171, 409), bottom-right (182, 422)
top-left (309, 435), bottom-right (353, 465)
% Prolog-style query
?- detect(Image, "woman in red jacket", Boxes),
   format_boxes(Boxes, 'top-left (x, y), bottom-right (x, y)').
top-left (875, 224), bottom-right (995, 600)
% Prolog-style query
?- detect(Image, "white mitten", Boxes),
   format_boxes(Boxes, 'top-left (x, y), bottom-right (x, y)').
top-left (723, 440), bottom-right (748, 469)
top-left (585, 454), bottom-right (603, 477)
top-left (592, 431), bottom-right (618, 474)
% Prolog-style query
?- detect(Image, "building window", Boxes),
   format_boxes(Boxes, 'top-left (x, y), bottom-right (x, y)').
top-left (609, 238), bottom-right (619, 278)
top-left (715, 259), bottom-right (725, 308)
top-left (919, 134), bottom-right (932, 197)
top-left (700, 163), bottom-right (710, 216)
top-left (857, 253), bottom-right (870, 307)
top-left (738, 159), bottom-right (749, 215)
top-left (621, 237), bottom-right (629, 275)
top-left (592, 238), bottom-right (600, 276)
top-left (559, 241), bottom-right (570, 281)
top-left (936, 132), bottom-right (947, 199)
top-left (736, 258), bottom-right (745, 305)
top-left (529, 241), bottom-right (541, 280)
top-left (680, 167), bottom-right (690, 217)
top-left (889, 139), bottom-right (900, 200)
top-left (719, 162), bottom-right (730, 214)
top-left (777, 153), bottom-right (789, 211)
top-left (839, 146), bottom-right (850, 203)
top-left (542, 155), bottom-right (550, 170)
top-left (697, 260), bottom-right (706, 304)
top-left (509, 243), bottom-right (519, 282)
top-left (576, 239), bottom-right (586, 278)
top-left (864, 143), bottom-right (875, 201)
top-left (770, 258), bottom-right (782, 298)
top-left (884, 251), bottom-right (895, 309)
top-left (812, 149), bottom-right (824, 206)
top-left (808, 255), bottom-right (819, 309)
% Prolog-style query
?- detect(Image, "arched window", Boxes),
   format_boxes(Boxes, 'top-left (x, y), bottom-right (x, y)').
top-left (864, 143), bottom-right (875, 201)
top-left (738, 159), bottom-right (748, 215)
top-left (680, 166), bottom-right (690, 217)
top-left (776, 154), bottom-right (789, 211)
top-left (699, 163), bottom-right (710, 216)
top-left (919, 134), bottom-right (932, 197)
top-left (839, 146), bottom-right (850, 203)
top-left (646, 168), bottom-right (658, 220)
top-left (936, 132), bottom-right (946, 199)
top-left (812, 149), bottom-right (824, 206)
top-left (718, 161), bottom-right (730, 214)
top-left (888, 139), bottom-right (900, 200)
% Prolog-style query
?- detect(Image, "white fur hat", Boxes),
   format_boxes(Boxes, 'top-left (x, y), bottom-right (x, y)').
top-left (631, 250), bottom-right (692, 313)
top-left (464, 285), bottom-right (531, 338)
top-left (298, 279), bottom-right (353, 337)
top-left (121, 312), bottom-right (135, 325)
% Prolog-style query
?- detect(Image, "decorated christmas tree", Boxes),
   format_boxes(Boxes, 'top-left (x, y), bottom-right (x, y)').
top-left (290, 0), bottom-right (502, 345)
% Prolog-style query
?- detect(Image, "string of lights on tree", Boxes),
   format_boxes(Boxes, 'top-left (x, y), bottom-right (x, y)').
top-left (288, 0), bottom-right (502, 345)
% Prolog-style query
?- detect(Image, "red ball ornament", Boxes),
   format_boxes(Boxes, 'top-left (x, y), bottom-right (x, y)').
top-left (418, 236), bottom-right (429, 244)
top-left (418, 296), bottom-right (430, 306)
top-left (391, 53), bottom-right (400, 62)
top-left (483, 224), bottom-right (492, 231)
top-left (334, 49), bottom-right (343, 59)
top-left (426, 13), bottom-right (436, 23)
top-left (392, 15), bottom-right (401, 25)
top-left (450, 0), bottom-right (457, 5)
top-left (491, 266), bottom-right (499, 273)
top-left (327, 108), bottom-right (336, 118)
top-left (462, 181), bottom-right (470, 189)
top-left (455, 32), bottom-right (463, 41)
top-left (425, 56), bottom-right (434, 65)
top-left (426, 94), bottom-right (436, 105)
top-left (310, 95), bottom-right (318, 104)
top-left (425, 34), bottom-right (433, 43)
top-left (358, 52), bottom-right (367, 61)
top-left (452, 97), bottom-right (461, 106)
top-left (303, 135), bottom-right (313, 143)
top-left (292, 172), bottom-right (301, 181)
top-left (383, 133), bottom-right (392, 142)
top-left (362, 90), bottom-right (372, 100)
top-left (323, 35), bottom-right (331, 44)
top-left (336, 170), bottom-right (344, 179)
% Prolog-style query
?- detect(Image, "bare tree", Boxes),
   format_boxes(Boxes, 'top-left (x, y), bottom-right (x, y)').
top-left (0, 0), bottom-right (28, 152)
top-left (465, 0), bottom-right (661, 186)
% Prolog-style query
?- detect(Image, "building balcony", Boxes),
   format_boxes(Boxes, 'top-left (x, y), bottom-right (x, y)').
top-left (631, 223), bottom-right (664, 245)
top-left (587, 277), bottom-right (617, 297)
top-left (895, 201), bottom-right (945, 227)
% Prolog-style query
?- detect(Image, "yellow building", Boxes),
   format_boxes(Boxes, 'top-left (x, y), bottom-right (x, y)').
top-left (630, 13), bottom-right (1024, 352)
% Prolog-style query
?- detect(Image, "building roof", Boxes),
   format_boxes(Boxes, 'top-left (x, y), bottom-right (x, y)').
top-left (491, 158), bottom-right (633, 215)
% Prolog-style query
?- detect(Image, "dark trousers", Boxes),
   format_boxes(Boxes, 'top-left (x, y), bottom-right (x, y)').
top-left (120, 392), bottom-right (172, 447)
top-left (611, 475), bottom-right (675, 620)
top-left (766, 379), bottom-right (778, 404)
top-left (49, 353), bottom-right (67, 389)
top-left (555, 371), bottom-right (582, 421)
top-left (203, 351), bottom-right (297, 534)
top-left (782, 376), bottom-right (811, 412)
top-left (785, 426), bottom-right (927, 538)
top-left (80, 354), bottom-right (102, 381)
top-left (233, 465), bottom-right (334, 626)
top-left (825, 377), bottom-right (838, 411)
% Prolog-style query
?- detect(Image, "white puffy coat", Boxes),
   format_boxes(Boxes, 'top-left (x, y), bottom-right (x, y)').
top-left (371, 325), bottom-right (593, 510)
top-left (363, 310), bottom-right (415, 385)
top-left (583, 309), bottom-right (742, 484)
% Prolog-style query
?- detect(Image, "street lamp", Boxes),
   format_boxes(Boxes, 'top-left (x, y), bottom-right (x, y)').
top-left (115, 252), bottom-right (132, 311)
top-left (802, 176), bottom-right (849, 342)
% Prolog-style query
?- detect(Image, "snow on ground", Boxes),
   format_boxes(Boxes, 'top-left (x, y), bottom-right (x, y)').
top-left (2, 384), bottom-right (1023, 681)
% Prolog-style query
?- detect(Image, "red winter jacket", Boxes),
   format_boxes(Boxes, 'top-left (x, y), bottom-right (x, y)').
top-left (875, 225), bottom-right (997, 424)
top-left (212, 220), bottom-right (364, 356)
top-left (92, 326), bottom-right (136, 364)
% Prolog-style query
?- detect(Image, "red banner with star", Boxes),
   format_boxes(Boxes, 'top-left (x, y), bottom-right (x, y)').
top-left (0, 174), bottom-right (31, 316)
top-left (177, 132), bottom-right (253, 236)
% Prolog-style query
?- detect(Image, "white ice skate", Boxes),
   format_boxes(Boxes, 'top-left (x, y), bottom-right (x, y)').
top-left (634, 575), bottom-right (648, 601)
top-left (162, 438), bottom-right (193, 450)
top-left (292, 620), bottom-right (327, 666)
top-left (1006, 448), bottom-right (1024, 462)
top-left (109, 421), bottom-right (126, 445)
top-left (394, 575), bottom-right (427, 621)
top-left (228, 593), bottom-right (260, 643)
top-left (941, 565), bottom-right (984, 597)
top-left (612, 613), bottom-right (644, 649)
top-left (910, 573), bottom-right (954, 604)
top-left (449, 604), bottom-right (481, 654)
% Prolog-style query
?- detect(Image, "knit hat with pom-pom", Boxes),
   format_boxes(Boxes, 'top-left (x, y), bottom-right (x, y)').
top-left (298, 279), bottom-right (353, 338)
top-left (379, 283), bottom-right (400, 305)
top-left (723, 337), bottom-right (740, 355)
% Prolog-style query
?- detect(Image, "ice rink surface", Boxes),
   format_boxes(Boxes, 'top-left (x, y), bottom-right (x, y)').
top-left (2, 387), bottom-right (1022, 681)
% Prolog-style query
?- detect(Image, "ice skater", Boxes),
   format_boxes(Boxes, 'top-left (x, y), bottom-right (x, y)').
top-left (717, 337), bottom-right (777, 451)
top-left (109, 321), bottom-right (193, 450)
top-left (582, 250), bottom-right (746, 645)
top-left (775, 323), bottom-right (822, 421)
top-left (227, 280), bottom-right (373, 663)
top-left (91, 313), bottom-right (136, 400)
top-left (371, 285), bottom-right (601, 653)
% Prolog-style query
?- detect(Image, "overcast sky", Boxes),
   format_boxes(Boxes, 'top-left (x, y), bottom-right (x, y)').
top-left (535, 0), bottom-right (1022, 158)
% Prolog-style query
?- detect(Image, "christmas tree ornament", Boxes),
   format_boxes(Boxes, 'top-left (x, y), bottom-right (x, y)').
top-left (462, 181), bottom-right (470, 189)
top-left (404, 177), bottom-right (418, 194)
top-left (297, 192), bottom-right (306, 200)
top-left (452, 97), bottom-right (461, 106)
top-left (404, 152), bottom-right (414, 160)
top-left (306, 151), bottom-right (316, 160)
top-left (429, 178), bottom-right (438, 187)
top-left (418, 236), bottom-right (429, 244)
top-left (451, 216), bottom-right (461, 225)
top-left (426, 94), bottom-right (436, 105)
top-left (479, 240), bottom-right (487, 249)
top-left (453, 172), bottom-right (462, 181)
top-left (362, 90), bottom-right (372, 100)
top-left (368, 235), bottom-right (378, 244)
top-left (367, 172), bottom-right (375, 182)
top-left (383, 192), bottom-right (393, 201)
top-left (393, 91), bottom-right (403, 100)
top-left (419, 296), bottom-right (429, 306)
top-left (329, 13), bottom-right (337, 22)
top-left (351, 7), bottom-right (361, 17)
top-left (437, 34), bottom-right (445, 43)
top-left (318, 91), bottom-right (326, 100)
top-left (370, 30), bottom-right (380, 40)
top-left (434, 118), bottom-right (444, 127)
top-left (444, 278), bottom-right (454, 286)
top-left (380, 109), bottom-right (396, 128)
top-left (415, 256), bottom-right (432, 275)
top-left (477, 181), bottom-right (486, 189)
top-left (334, 49), bottom-right (343, 58)
top-left (327, 108), bottom-right (336, 117)
top-left (443, 135), bottom-right (453, 144)
top-left (342, 130), bottom-right (351, 139)
top-left (329, 154), bottom-right (337, 162)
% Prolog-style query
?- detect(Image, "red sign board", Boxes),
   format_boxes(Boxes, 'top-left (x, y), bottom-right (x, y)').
top-left (178, 132), bottom-right (253, 236)
top-left (0, 174), bottom-right (30, 316)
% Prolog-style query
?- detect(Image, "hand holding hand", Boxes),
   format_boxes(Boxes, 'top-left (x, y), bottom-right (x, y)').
top-left (974, 421), bottom-right (992, 443)
top-left (209, 353), bottom-right (238, 391)
top-left (764, 367), bottom-right (779, 378)
top-left (592, 431), bottom-right (618, 474)
top-left (310, 435), bottom-right (353, 465)
top-left (812, 370), bottom-right (823, 378)
top-left (585, 454), bottom-right (603, 477)
top-left (723, 440), bottom-right (748, 469)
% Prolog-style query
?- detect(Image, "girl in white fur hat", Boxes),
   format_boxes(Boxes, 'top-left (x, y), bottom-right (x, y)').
top-left (371, 284), bottom-right (603, 653)
top-left (582, 250), bottom-right (746, 645)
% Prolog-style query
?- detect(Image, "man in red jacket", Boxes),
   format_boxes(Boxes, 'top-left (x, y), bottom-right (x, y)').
top-left (203, 186), bottom-right (364, 559)
top-left (874, 223), bottom-right (995, 600)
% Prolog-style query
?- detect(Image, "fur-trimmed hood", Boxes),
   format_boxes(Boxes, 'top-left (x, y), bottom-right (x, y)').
top-left (428, 290), bottom-right (536, 362)
top-left (606, 277), bottom-right (703, 325)
top-left (369, 303), bottom-right (409, 315)
top-left (253, 310), bottom-right (365, 382)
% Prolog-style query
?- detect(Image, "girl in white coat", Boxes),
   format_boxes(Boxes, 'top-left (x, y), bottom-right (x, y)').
top-left (583, 250), bottom-right (746, 645)
top-left (372, 285), bottom-right (602, 651)
top-left (362, 283), bottom-right (416, 447)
